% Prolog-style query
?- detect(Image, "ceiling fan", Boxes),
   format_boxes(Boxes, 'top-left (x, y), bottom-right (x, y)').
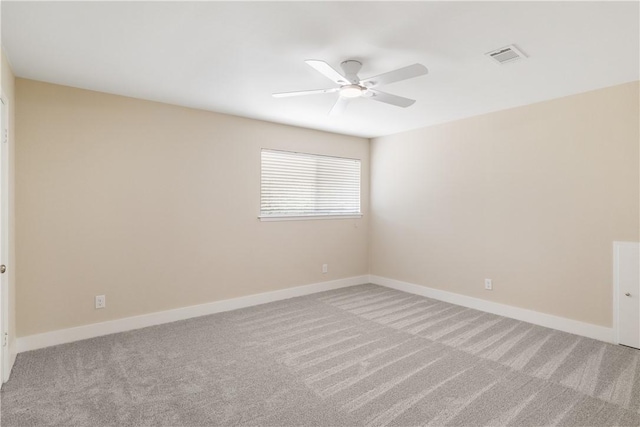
top-left (272, 60), bottom-right (429, 116)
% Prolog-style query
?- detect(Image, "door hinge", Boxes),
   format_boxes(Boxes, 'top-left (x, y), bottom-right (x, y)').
top-left (2, 333), bottom-right (7, 347)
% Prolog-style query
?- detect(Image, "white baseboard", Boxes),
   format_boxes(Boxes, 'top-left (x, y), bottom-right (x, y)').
top-left (370, 275), bottom-right (614, 343)
top-left (16, 275), bottom-right (369, 353)
top-left (16, 274), bottom-right (615, 353)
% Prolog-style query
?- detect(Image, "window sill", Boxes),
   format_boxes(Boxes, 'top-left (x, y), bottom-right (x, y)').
top-left (258, 214), bottom-right (363, 222)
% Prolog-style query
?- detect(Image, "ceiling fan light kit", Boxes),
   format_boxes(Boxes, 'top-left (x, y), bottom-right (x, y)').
top-left (340, 85), bottom-right (364, 98)
top-left (273, 59), bottom-right (428, 115)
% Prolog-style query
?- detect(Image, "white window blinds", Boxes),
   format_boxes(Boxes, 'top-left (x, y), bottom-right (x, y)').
top-left (260, 149), bottom-right (361, 218)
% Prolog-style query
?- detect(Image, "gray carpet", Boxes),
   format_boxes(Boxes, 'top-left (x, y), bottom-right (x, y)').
top-left (2, 284), bottom-right (640, 426)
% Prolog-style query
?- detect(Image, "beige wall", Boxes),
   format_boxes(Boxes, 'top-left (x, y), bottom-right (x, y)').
top-left (16, 79), bottom-right (369, 337)
top-left (370, 81), bottom-right (640, 327)
top-left (1, 50), bottom-right (17, 356)
top-left (14, 77), bottom-right (640, 337)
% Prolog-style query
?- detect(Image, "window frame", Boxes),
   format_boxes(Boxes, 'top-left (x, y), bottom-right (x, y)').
top-left (258, 148), bottom-right (363, 221)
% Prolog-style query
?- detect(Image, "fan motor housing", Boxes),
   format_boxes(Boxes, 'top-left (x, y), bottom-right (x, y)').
top-left (340, 60), bottom-right (362, 83)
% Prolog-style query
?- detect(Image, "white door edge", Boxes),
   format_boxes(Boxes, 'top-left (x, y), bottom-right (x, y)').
top-left (613, 241), bottom-right (640, 348)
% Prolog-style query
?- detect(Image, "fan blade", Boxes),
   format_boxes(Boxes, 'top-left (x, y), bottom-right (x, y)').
top-left (329, 96), bottom-right (349, 116)
top-left (367, 90), bottom-right (416, 108)
top-left (272, 88), bottom-right (339, 98)
top-left (305, 60), bottom-right (350, 85)
top-left (360, 63), bottom-right (428, 88)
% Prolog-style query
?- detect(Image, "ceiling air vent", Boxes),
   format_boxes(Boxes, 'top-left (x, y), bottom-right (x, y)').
top-left (486, 45), bottom-right (527, 64)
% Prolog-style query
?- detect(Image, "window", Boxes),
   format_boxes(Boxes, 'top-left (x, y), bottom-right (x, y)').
top-left (260, 149), bottom-right (361, 220)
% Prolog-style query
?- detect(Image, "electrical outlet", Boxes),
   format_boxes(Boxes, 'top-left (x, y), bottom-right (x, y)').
top-left (95, 295), bottom-right (106, 309)
top-left (484, 279), bottom-right (493, 291)
top-left (322, 264), bottom-right (328, 274)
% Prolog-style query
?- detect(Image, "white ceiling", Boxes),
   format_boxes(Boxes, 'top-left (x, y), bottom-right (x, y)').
top-left (2, 1), bottom-right (639, 138)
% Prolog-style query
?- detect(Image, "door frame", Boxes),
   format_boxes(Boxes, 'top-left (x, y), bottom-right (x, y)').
top-left (0, 91), bottom-right (9, 383)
